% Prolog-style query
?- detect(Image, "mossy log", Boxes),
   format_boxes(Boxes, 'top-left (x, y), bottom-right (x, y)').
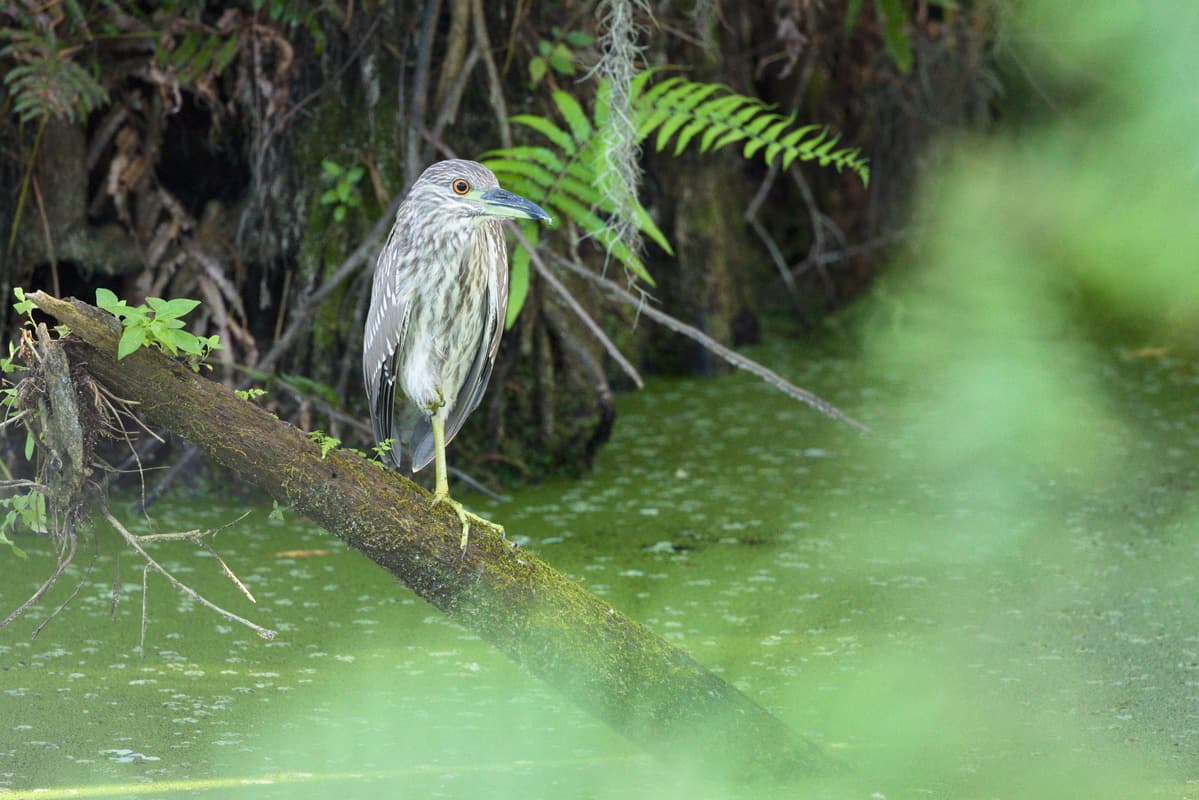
top-left (28, 291), bottom-right (834, 781)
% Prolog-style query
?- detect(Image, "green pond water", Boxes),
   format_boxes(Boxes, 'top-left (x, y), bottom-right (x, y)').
top-left (1, 335), bottom-right (1197, 799)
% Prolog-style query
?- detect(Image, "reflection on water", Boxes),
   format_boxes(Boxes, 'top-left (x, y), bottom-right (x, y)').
top-left (1, 337), bottom-right (1196, 798)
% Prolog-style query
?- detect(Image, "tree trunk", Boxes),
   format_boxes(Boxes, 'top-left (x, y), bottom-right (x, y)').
top-left (27, 291), bottom-right (836, 782)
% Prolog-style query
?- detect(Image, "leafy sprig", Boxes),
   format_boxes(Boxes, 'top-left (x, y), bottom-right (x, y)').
top-left (95, 289), bottom-right (222, 368)
top-left (307, 430), bottom-right (340, 459)
top-left (319, 160), bottom-right (365, 223)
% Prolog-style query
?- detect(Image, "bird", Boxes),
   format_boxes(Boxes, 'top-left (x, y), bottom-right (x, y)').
top-left (363, 159), bottom-right (551, 550)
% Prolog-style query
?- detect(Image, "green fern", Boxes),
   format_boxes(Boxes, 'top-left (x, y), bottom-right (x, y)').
top-left (154, 29), bottom-right (242, 88)
top-left (484, 88), bottom-right (672, 287)
top-left (1, 29), bottom-right (108, 124)
top-left (631, 72), bottom-right (869, 181)
top-left (482, 71), bottom-right (869, 326)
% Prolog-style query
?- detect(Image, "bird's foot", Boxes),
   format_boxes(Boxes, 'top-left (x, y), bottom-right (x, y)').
top-left (430, 490), bottom-right (505, 552)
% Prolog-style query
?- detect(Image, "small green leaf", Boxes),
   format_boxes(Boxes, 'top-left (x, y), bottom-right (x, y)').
top-left (334, 206), bottom-right (346, 222)
top-left (13, 287), bottom-right (34, 316)
top-left (0, 527), bottom-right (26, 558)
top-left (117, 325), bottom-right (146, 359)
top-left (151, 297), bottom-right (201, 319)
top-left (549, 44), bottom-right (575, 75)
top-left (528, 56), bottom-right (547, 84)
top-left (308, 431), bottom-right (340, 459)
top-left (24, 432), bottom-right (34, 461)
top-left (321, 160), bottom-right (342, 177)
top-left (319, 188), bottom-right (338, 205)
top-left (565, 31), bottom-right (593, 47)
top-left (95, 287), bottom-right (119, 312)
top-left (878, 0), bottom-right (913, 72)
top-left (506, 226), bottom-right (536, 330)
top-left (345, 166), bottom-right (364, 184)
top-left (169, 329), bottom-right (204, 355)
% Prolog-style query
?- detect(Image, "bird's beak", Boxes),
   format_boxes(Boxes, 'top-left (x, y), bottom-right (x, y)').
top-left (479, 187), bottom-right (552, 224)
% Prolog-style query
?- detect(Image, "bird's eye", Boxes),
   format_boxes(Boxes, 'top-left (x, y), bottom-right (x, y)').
top-left (452, 178), bottom-right (471, 195)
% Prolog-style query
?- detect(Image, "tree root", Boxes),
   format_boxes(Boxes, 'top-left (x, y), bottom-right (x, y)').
top-left (1, 320), bottom-right (270, 643)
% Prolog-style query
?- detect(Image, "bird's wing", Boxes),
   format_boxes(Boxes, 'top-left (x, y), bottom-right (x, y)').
top-left (410, 224), bottom-right (509, 471)
top-left (363, 232), bottom-right (428, 473)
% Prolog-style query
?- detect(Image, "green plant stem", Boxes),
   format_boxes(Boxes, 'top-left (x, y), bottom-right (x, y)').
top-left (8, 115), bottom-right (48, 254)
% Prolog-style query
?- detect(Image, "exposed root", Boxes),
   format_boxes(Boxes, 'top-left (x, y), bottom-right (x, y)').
top-left (1, 321), bottom-right (273, 644)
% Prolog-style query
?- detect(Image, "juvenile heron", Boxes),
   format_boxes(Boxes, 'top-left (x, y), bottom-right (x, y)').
top-left (363, 159), bottom-right (550, 549)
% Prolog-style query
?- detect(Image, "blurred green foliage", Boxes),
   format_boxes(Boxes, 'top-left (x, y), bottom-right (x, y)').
top-left (820, 1), bottom-right (1199, 795)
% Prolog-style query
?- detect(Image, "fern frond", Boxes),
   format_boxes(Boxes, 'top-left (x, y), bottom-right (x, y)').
top-left (485, 70), bottom-right (870, 324)
top-left (510, 114), bottom-right (577, 156)
top-left (551, 90), bottom-right (592, 146)
top-left (632, 76), bottom-right (871, 185)
top-left (1, 30), bottom-right (108, 124)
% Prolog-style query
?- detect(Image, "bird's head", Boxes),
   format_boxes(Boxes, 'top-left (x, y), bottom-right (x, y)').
top-left (409, 160), bottom-right (551, 226)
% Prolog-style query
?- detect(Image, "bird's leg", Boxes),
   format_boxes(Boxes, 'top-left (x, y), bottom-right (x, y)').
top-left (428, 414), bottom-right (504, 551)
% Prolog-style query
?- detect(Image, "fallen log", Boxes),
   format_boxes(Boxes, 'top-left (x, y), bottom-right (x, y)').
top-left (26, 291), bottom-right (834, 780)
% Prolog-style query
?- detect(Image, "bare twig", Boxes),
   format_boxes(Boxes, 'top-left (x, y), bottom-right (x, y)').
top-left (428, 45), bottom-right (481, 147)
top-left (1, 519), bottom-right (77, 632)
top-left (432, 0), bottom-right (471, 111)
top-left (131, 511), bottom-right (258, 603)
top-left (407, 0), bottom-right (441, 183)
top-left (470, 0), bottom-right (511, 148)
top-left (448, 466), bottom-right (506, 502)
top-left (133, 442), bottom-right (198, 514)
top-left (102, 505), bottom-right (276, 641)
top-left (744, 55), bottom-right (817, 309)
top-left (551, 253), bottom-right (868, 432)
top-left (110, 549), bottom-right (120, 618)
top-left (789, 164), bottom-right (847, 301)
top-left (200, 541), bottom-right (257, 604)
top-left (0, 410), bottom-right (30, 430)
top-left (787, 230), bottom-right (908, 281)
top-left (0, 478), bottom-right (47, 492)
top-left (31, 174), bottom-right (60, 298)
top-left (32, 540), bottom-right (97, 639)
top-left (135, 511), bottom-right (252, 543)
top-left (91, 382), bottom-right (164, 443)
top-left (140, 563), bottom-right (149, 652)
top-left (254, 189), bottom-right (405, 376)
top-left (510, 226), bottom-right (644, 389)
top-left (743, 161), bottom-right (800, 302)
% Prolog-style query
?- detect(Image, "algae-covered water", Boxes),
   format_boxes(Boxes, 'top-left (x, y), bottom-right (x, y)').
top-left (2, 330), bottom-right (1197, 799)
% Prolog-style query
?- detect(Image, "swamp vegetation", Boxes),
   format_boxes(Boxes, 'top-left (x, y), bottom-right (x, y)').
top-left (3, 0), bottom-right (1199, 797)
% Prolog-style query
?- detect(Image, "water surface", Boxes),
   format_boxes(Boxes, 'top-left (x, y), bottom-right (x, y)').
top-left (2, 337), bottom-right (1197, 798)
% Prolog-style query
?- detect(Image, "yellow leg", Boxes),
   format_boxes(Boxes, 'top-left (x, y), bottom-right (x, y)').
top-left (432, 413), bottom-right (451, 498)
top-left (428, 415), bottom-right (504, 551)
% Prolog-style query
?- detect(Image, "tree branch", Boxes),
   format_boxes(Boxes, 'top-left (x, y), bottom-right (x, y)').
top-left (547, 256), bottom-right (869, 432)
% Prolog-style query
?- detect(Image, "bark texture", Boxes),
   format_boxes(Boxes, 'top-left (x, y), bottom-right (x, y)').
top-left (29, 290), bottom-right (836, 782)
